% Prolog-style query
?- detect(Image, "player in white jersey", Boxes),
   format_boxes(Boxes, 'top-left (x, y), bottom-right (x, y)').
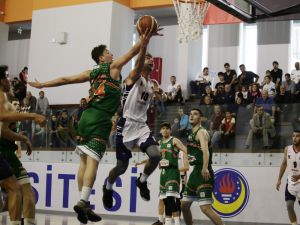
top-left (102, 51), bottom-right (162, 208)
top-left (276, 130), bottom-right (300, 225)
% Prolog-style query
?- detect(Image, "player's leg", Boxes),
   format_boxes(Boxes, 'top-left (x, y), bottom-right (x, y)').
top-left (20, 182), bottom-right (36, 225)
top-left (285, 183), bottom-right (297, 225)
top-left (163, 196), bottom-right (178, 225)
top-left (181, 200), bottom-right (193, 225)
top-left (0, 161), bottom-right (22, 225)
top-left (200, 204), bottom-right (224, 225)
top-left (77, 154), bottom-right (87, 193)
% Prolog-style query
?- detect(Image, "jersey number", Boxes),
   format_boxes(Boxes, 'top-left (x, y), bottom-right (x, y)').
top-left (141, 92), bottom-right (149, 101)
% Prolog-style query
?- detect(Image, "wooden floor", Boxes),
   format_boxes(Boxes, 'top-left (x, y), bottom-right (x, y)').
top-left (0, 212), bottom-right (290, 225)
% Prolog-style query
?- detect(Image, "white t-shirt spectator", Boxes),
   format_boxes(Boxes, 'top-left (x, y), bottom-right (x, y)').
top-left (263, 82), bottom-right (276, 96)
top-left (291, 69), bottom-right (300, 84)
top-left (194, 72), bottom-right (211, 83)
top-left (167, 84), bottom-right (179, 97)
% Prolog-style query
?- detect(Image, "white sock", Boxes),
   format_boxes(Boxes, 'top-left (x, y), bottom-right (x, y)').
top-left (80, 186), bottom-right (92, 202)
top-left (10, 221), bottom-right (21, 225)
top-left (24, 218), bottom-right (35, 225)
top-left (106, 181), bottom-right (113, 190)
top-left (174, 216), bottom-right (180, 225)
top-left (140, 173), bottom-right (149, 183)
top-left (165, 218), bottom-right (172, 225)
top-left (158, 214), bottom-right (164, 222)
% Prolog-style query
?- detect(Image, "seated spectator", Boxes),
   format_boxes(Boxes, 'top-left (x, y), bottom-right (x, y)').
top-left (199, 95), bottom-right (213, 129)
top-left (237, 64), bottom-right (259, 89)
top-left (209, 105), bottom-right (224, 148)
top-left (12, 77), bottom-right (26, 103)
top-left (200, 86), bottom-right (215, 104)
top-left (152, 80), bottom-right (166, 116)
top-left (214, 85), bottom-right (226, 105)
top-left (235, 85), bottom-right (250, 104)
top-left (57, 110), bottom-right (76, 147)
top-left (231, 96), bottom-right (251, 134)
top-left (274, 86), bottom-right (293, 104)
top-left (220, 111), bottom-right (235, 148)
top-left (245, 106), bottom-right (275, 149)
top-left (255, 90), bottom-right (276, 119)
top-left (224, 63), bottom-right (238, 90)
top-left (248, 83), bottom-right (261, 105)
top-left (166, 75), bottom-right (183, 104)
top-left (282, 73), bottom-right (296, 94)
top-left (224, 84), bottom-right (235, 102)
top-left (295, 81), bottom-right (300, 103)
top-left (74, 98), bottom-right (87, 129)
top-left (109, 112), bottom-right (119, 149)
top-left (291, 62), bottom-right (300, 84)
top-left (25, 91), bottom-right (37, 112)
top-left (178, 108), bottom-right (191, 137)
top-left (190, 67), bottom-right (211, 97)
top-left (270, 61), bottom-right (283, 89)
top-left (171, 117), bottom-right (180, 138)
top-left (262, 75), bottom-right (276, 97)
top-left (214, 72), bottom-right (226, 90)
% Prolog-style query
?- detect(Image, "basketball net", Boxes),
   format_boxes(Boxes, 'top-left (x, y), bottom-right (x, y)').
top-left (173, 0), bottom-right (209, 43)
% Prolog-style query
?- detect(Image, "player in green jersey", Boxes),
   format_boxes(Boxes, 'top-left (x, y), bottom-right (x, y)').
top-left (181, 108), bottom-right (224, 225)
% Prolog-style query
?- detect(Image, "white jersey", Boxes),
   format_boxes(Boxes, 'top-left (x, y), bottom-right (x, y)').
top-left (122, 76), bottom-right (154, 123)
top-left (287, 145), bottom-right (300, 185)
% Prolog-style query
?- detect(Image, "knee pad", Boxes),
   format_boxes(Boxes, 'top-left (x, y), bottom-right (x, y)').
top-left (163, 196), bottom-right (177, 216)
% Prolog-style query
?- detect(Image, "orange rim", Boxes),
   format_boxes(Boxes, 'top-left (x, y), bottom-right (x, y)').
top-left (178, 0), bottom-right (206, 4)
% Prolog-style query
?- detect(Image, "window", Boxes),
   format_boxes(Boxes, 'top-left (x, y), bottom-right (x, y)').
top-left (201, 26), bottom-right (208, 69)
top-left (291, 20), bottom-right (300, 71)
top-left (239, 23), bottom-right (257, 73)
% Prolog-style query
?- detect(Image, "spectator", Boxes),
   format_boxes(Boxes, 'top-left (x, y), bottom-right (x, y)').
top-left (282, 73), bottom-right (296, 94)
top-left (292, 113), bottom-right (300, 132)
top-left (178, 108), bottom-right (191, 137)
top-left (57, 110), bottom-right (76, 147)
top-left (223, 63), bottom-right (238, 89)
top-left (270, 61), bottom-right (283, 86)
top-left (36, 90), bottom-right (49, 115)
top-left (220, 111), bottom-right (235, 148)
top-left (295, 81), bottom-right (300, 103)
top-left (291, 62), bottom-right (300, 84)
top-left (20, 98), bottom-right (33, 142)
top-left (19, 66), bottom-right (28, 84)
top-left (262, 75), bottom-right (276, 97)
top-left (235, 86), bottom-right (250, 104)
top-left (171, 117), bottom-right (180, 138)
top-left (12, 77), bottom-right (26, 103)
top-left (166, 75), bottom-right (183, 104)
top-left (248, 83), bottom-right (261, 105)
top-left (214, 72), bottom-right (226, 90)
top-left (190, 67), bottom-right (211, 97)
top-left (245, 106), bottom-right (275, 149)
top-left (26, 91), bottom-right (37, 112)
top-left (200, 86), bottom-right (215, 104)
top-left (209, 105), bottom-right (224, 148)
top-left (74, 98), bottom-right (87, 128)
top-left (237, 64), bottom-right (259, 88)
top-left (152, 80), bottom-right (166, 116)
top-left (199, 95), bottom-right (213, 129)
top-left (255, 90), bottom-right (276, 119)
top-left (109, 112), bottom-right (119, 149)
top-left (214, 84), bottom-right (226, 105)
top-left (274, 86), bottom-right (293, 122)
top-left (49, 114), bottom-right (60, 148)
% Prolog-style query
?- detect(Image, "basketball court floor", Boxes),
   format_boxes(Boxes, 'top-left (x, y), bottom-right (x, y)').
top-left (0, 212), bottom-right (290, 225)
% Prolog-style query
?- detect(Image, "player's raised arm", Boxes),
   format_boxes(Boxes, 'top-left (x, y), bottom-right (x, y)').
top-left (28, 70), bottom-right (91, 89)
top-left (173, 138), bottom-right (189, 172)
top-left (276, 147), bottom-right (288, 191)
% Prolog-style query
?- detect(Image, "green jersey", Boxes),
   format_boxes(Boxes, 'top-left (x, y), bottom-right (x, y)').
top-left (159, 137), bottom-right (179, 168)
top-left (186, 126), bottom-right (212, 168)
top-left (88, 63), bottom-right (122, 115)
top-left (77, 63), bottom-right (122, 140)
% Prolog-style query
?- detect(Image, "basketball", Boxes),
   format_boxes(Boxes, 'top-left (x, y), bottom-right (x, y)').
top-left (136, 15), bottom-right (158, 35)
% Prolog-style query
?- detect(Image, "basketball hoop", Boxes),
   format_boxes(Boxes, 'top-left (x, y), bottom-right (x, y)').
top-left (173, 0), bottom-right (209, 43)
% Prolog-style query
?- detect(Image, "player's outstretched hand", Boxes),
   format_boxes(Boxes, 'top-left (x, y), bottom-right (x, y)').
top-left (34, 114), bottom-right (46, 127)
top-left (153, 24), bottom-right (163, 36)
top-left (28, 79), bottom-right (43, 89)
top-left (276, 180), bottom-right (281, 191)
